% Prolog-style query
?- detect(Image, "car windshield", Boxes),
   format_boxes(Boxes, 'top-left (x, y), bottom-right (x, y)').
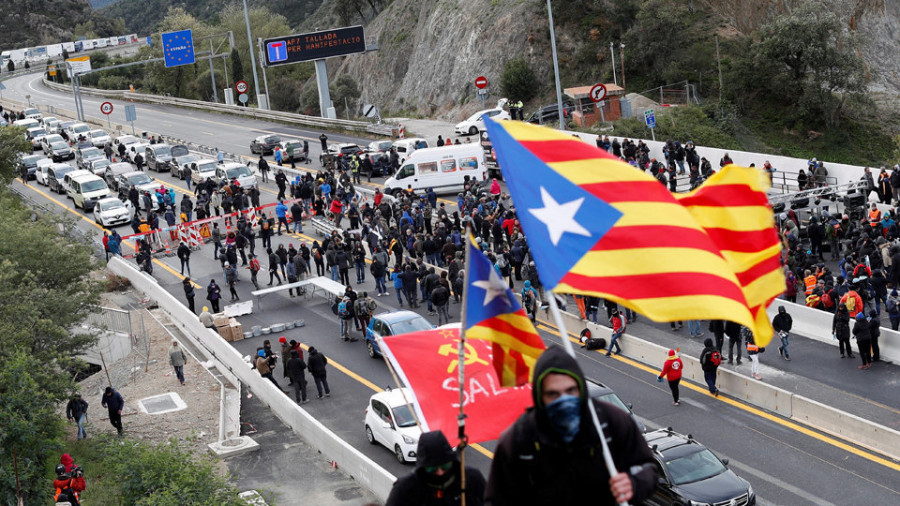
top-left (372, 141), bottom-right (393, 150)
top-left (594, 392), bottom-right (631, 413)
top-left (23, 155), bottom-right (43, 165)
top-left (82, 180), bottom-right (107, 192)
top-left (171, 145), bottom-right (189, 157)
top-left (99, 199), bottom-right (125, 211)
top-left (390, 317), bottom-right (433, 335)
top-left (24, 108), bottom-right (39, 116)
top-left (264, 136), bottom-right (281, 144)
top-left (391, 403), bottom-right (418, 428)
top-left (226, 166), bottom-right (252, 178)
top-left (128, 174), bottom-right (153, 185)
top-left (55, 167), bottom-right (74, 177)
top-left (153, 146), bottom-right (172, 157)
top-left (90, 130), bottom-right (107, 138)
top-left (340, 145), bottom-right (360, 155)
top-left (283, 141), bottom-right (301, 149)
top-left (50, 142), bottom-right (69, 150)
top-left (197, 162), bottom-right (217, 173)
top-left (73, 124), bottom-right (90, 134)
top-left (81, 148), bottom-right (101, 158)
top-left (117, 136), bottom-right (138, 145)
top-left (176, 154), bottom-right (200, 164)
top-left (29, 128), bottom-right (46, 137)
top-left (665, 449), bottom-right (727, 485)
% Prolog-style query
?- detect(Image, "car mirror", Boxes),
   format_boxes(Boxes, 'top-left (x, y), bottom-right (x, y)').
top-left (722, 458), bottom-right (729, 466)
top-left (627, 402), bottom-right (633, 409)
top-left (382, 422), bottom-right (392, 430)
top-left (657, 477), bottom-right (667, 486)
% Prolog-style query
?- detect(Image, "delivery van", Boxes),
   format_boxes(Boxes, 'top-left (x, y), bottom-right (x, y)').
top-left (383, 144), bottom-right (486, 196)
top-left (67, 173), bottom-right (110, 211)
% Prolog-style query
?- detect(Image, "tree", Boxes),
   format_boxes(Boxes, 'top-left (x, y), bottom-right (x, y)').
top-left (331, 75), bottom-right (361, 118)
top-left (0, 127), bottom-right (32, 182)
top-left (500, 58), bottom-right (538, 103)
top-left (746, 3), bottom-right (866, 128)
top-left (230, 48), bottom-right (244, 86)
top-left (0, 351), bottom-right (66, 505)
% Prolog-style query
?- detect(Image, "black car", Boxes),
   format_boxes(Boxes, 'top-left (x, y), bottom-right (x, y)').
top-left (527, 102), bottom-right (575, 125)
top-left (250, 134), bottom-right (281, 155)
top-left (643, 428), bottom-right (756, 506)
top-left (47, 141), bottom-right (74, 163)
top-left (17, 154), bottom-right (44, 180)
top-left (586, 379), bottom-right (646, 433)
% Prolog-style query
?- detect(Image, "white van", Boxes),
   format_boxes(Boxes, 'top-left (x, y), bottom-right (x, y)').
top-left (13, 118), bottom-right (40, 130)
top-left (67, 173), bottom-right (110, 211)
top-left (62, 169), bottom-right (93, 197)
top-left (392, 138), bottom-right (428, 163)
top-left (383, 144), bottom-right (486, 196)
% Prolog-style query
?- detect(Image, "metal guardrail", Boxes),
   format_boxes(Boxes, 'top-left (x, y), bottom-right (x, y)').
top-left (42, 78), bottom-right (397, 137)
top-left (84, 306), bottom-right (133, 335)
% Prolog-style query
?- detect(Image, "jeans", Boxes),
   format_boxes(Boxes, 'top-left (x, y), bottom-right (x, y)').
top-left (355, 261), bottom-right (365, 283)
top-left (185, 177), bottom-right (192, 191)
top-left (606, 330), bottom-right (623, 356)
top-left (436, 303), bottom-right (450, 325)
top-left (180, 258), bottom-right (191, 276)
top-left (340, 319), bottom-right (351, 340)
top-left (76, 414), bottom-right (87, 439)
top-left (173, 365), bottom-right (185, 384)
top-left (277, 216), bottom-right (289, 234)
top-left (313, 374), bottom-right (330, 397)
top-left (330, 265), bottom-right (339, 281)
top-left (703, 369), bottom-right (718, 394)
top-left (213, 241), bottom-right (222, 259)
top-left (779, 332), bottom-right (790, 358)
top-left (688, 320), bottom-right (701, 336)
top-left (375, 275), bottom-right (387, 294)
top-left (587, 308), bottom-right (598, 324)
top-left (292, 220), bottom-right (302, 233)
top-left (396, 288), bottom-right (404, 305)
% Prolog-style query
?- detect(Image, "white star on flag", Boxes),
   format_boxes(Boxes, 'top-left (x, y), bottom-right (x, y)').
top-left (472, 264), bottom-right (511, 307)
top-left (529, 187), bottom-right (591, 246)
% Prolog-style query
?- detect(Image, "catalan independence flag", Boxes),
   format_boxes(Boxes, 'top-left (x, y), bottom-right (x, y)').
top-left (463, 236), bottom-right (546, 386)
top-left (483, 119), bottom-right (784, 346)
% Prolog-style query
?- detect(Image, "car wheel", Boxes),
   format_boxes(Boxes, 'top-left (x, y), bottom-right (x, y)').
top-left (391, 188), bottom-right (403, 198)
top-left (469, 126), bottom-right (478, 136)
top-left (365, 425), bottom-right (376, 445)
top-left (394, 444), bottom-right (406, 464)
top-left (367, 341), bottom-right (376, 358)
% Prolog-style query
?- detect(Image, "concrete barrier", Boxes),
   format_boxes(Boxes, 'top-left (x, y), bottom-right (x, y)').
top-left (765, 299), bottom-right (900, 363)
top-left (106, 257), bottom-right (397, 501)
top-left (791, 395), bottom-right (900, 461)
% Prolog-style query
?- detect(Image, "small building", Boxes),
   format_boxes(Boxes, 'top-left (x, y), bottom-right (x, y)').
top-left (564, 83), bottom-right (625, 128)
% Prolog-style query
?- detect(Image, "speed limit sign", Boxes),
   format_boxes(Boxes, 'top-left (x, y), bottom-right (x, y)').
top-left (235, 80), bottom-right (249, 94)
top-left (100, 102), bottom-right (114, 115)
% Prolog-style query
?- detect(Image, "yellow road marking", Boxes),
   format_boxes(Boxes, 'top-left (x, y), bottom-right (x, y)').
top-left (19, 180), bottom-right (201, 288)
top-left (535, 318), bottom-right (900, 472)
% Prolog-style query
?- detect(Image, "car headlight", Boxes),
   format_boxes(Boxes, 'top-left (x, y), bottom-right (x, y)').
top-left (402, 435), bottom-right (416, 445)
top-left (748, 484), bottom-right (754, 497)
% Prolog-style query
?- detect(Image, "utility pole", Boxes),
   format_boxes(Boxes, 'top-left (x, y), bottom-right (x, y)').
top-left (715, 35), bottom-right (723, 102)
top-left (620, 43), bottom-right (626, 92)
top-left (208, 39), bottom-right (218, 103)
top-left (241, 0), bottom-right (264, 108)
top-left (547, 0), bottom-right (565, 131)
top-left (610, 42), bottom-right (618, 86)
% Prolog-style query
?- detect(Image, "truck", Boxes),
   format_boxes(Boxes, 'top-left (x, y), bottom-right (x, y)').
top-left (95, 38), bottom-right (108, 48)
top-left (127, 34), bottom-right (138, 43)
top-left (62, 42), bottom-right (76, 54)
top-left (73, 41), bottom-right (83, 52)
top-left (46, 44), bottom-right (63, 58)
top-left (3, 48), bottom-right (26, 66)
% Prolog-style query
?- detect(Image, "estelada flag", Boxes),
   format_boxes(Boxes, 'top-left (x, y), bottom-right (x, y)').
top-left (463, 236), bottom-right (545, 386)
top-left (380, 327), bottom-right (533, 444)
top-left (483, 119), bottom-right (784, 346)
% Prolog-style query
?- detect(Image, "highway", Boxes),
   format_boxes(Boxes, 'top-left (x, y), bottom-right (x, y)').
top-left (4, 72), bottom-right (900, 505)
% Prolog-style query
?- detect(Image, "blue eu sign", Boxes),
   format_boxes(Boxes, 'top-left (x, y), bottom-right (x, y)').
top-left (267, 41), bottom-right (288, 63)
top-left (161, 29), bottom-right (195, 68)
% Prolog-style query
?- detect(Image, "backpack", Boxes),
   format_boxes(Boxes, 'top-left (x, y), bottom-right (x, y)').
top-left (497, 254), bottom-right (508, 269)
top-left (337, 301), bottom-right (350, 319)
top-left (709, 350), bottom-right (722, 366)
top-left (522, 289), bottom-right (534, 308)
top-left (55, 479), bottom-right (79, 506)
top-left (821, 290), bottom-right (834, 308)
top-left (844, 293), bottom-right (856, 314)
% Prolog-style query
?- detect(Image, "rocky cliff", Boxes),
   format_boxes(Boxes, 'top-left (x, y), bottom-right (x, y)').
top-left (0, 0), bottom-right (124, 48)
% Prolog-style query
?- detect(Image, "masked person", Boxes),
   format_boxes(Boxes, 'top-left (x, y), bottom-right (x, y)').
top-left (487, 346), bottom-right (657, 505)
top-left (385, 431), bottom-right (485, 506)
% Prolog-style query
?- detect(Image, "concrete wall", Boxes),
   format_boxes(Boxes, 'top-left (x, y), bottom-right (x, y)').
top-left (765, 300), bottom-right (900, 363)
top-left (107, 257), bottom-right (397, 501)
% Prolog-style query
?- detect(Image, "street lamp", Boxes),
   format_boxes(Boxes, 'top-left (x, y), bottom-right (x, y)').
top-left (610, 42), bottom-right (618, 86)
top-left (241, 0), bottom-right (265, 109)
top-left (620, 43), bottom-right (626, 92)
top-left (547, 0), bottom-right (565, 130)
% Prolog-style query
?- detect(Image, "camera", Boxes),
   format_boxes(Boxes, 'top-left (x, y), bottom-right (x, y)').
top-left (70, 465), bottom-right (84, 478)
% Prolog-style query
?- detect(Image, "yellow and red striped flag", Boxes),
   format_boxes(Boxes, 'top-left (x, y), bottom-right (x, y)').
top-left (483, 119), bottom-right (784, 346)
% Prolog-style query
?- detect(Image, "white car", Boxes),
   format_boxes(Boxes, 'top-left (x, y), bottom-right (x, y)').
top-left (93, 197), bottom-right (135, 227)
top-left (216, 162), bottom-right (257, 189)
top-left (454, 107), bottom-right (511, 136)
top-left (364, 387), bottom-right (422, 463)
top-left (23, 107), bottom-right (42, 120)
top-left (88, 158), bottom-right (111, 176)
top-left (40, 133), bottom-right (65, 153)
top-left (35, 159), bottom-right (54, 185)
top-left (40, 116), bottom-right (58, 128)
top-left (190, 159), bottom-right (218, 186)
top-left (114, 134), bottom-right (141, 148)
top-left (88, 129), bottom-right (112, 148)
top-left (44, 119), bottom-right (62, 134)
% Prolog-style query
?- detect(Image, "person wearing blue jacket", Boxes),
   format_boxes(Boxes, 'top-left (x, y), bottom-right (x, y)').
top-left (391, 266), bottom-right (404, 306)
top-left (275, 200), bottom-right (288, 236)
top-left (101, 387), bottom-right (124, 436)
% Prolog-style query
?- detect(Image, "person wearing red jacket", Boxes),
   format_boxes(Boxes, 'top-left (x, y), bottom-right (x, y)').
top-left (658, 349), bottom-right (683, 405)
top-left (53, 463), bottom-right (85, 505)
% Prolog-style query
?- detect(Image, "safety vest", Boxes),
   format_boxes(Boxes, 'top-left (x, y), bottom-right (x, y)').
top-left (804, 275), bottom-right (817, 295)
top-left (870, 209), bottom-right (881, 227)
top-left (747, 342), bottom-right (759, 353)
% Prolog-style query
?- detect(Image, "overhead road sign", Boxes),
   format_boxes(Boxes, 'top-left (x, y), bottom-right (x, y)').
top-left (161, 29), bottom-right (195, 68)
top-left (66, 56), bottom-right (91, 77)
top-left (263, 25), bottom-right (366, 67)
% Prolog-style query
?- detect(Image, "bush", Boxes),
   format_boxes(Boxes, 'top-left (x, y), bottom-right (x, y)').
top-left (500, 58), bottom-right (538, 103)
top-left (105, 273), bottom-right (131, 292)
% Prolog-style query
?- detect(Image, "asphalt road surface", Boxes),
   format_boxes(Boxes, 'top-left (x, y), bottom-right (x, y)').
top-left (5, 73), bottom-right (900, 505)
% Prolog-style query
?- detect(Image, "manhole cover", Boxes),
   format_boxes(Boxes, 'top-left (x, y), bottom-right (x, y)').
top-left (138, 392), bottom-right (186, 415)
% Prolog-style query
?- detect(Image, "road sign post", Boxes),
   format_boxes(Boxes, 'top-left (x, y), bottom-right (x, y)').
top-left (125, 104), bottom-right (137, 135)
top-left (644, 109), bottom-right (656, 141)
top-left (100, 101), bottom-right (113, 128)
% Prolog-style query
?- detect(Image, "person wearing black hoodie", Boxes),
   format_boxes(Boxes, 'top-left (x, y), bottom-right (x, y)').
top-left (487, 346), bottom-right (656, 506)
top-left (385, 430), bottom-right (485, 506)
top-left (699, 338), bottom-right (721, 396)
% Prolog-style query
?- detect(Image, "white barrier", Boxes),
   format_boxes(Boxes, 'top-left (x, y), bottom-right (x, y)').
top-left (106, 257), bottom-right (397, 501)
top-left (765, 300), bottom-right (900, 363)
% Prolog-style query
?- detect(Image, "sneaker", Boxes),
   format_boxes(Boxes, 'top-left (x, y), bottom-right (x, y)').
top-left (317, 395), bottom-right (323, 399)
top-left (858, 365), bottom-right (866, 369)
top-left (736, 360), bottom-right (742, 365)
top-left (713, 389), bottom-right (719, 397)
top-left (754, 373), bottom-right (762, 379)
top-left (325, 393), bottom-right (331, 397)
top-left (778, 347), bottom-right (784, 357)
top-left (785, 356), bottom-right (791, 361)
top-left (695, 332), bottom-right (703, 338)
top-left (673, 401), bottom-right (680, 406)
top-left (840, 354), bottom-right (845, 358)
top-left (384, 291), bottom-right (389, 296)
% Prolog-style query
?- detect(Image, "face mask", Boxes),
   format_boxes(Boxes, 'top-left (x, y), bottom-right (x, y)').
top-left (545, 394), bottom-right (581, 443)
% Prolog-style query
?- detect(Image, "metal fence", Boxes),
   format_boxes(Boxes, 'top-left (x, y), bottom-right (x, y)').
top-left (84, 306), bottom-right (133, 336)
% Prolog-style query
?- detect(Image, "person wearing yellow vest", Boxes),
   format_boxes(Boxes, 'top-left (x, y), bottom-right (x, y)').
top-left (745, 330), bottom-right (764, 380)
top-left (803, 269), bottom-right (816, 295)
top-left (869, 203), bottom-right (881, 228)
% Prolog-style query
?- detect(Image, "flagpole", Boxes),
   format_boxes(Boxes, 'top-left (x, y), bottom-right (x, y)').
top-left (456, 229), bottom-right (473, 506)
top-left (376, 336), bottom-right (424, 431)
top-left (547, 296), bottom-right (629, 506)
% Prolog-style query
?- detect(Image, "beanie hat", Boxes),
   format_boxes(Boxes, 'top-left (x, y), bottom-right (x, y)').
top-left (668, 349), bottom-right (676, 356)
top-left (856, 313), bottom-right (866, 321)
top-left (279, 336), bottom-right (287, 343)
top-left (258, 350), bottom-right (266, 357)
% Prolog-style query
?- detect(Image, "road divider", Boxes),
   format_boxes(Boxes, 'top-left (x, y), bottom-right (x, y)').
top-left (107, 256), bottom-right (397, 501)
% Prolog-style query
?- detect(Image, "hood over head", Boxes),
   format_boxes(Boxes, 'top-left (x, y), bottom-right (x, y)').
top-left (531, 345), bottom-right (587, 413)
